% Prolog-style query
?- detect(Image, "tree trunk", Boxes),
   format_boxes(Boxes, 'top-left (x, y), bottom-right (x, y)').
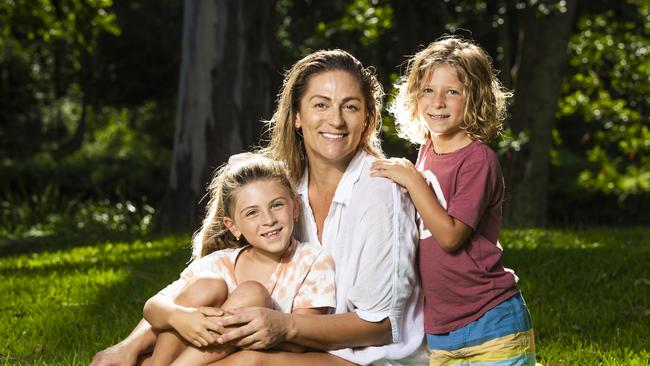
top-left (503, 1), bottom-right (578, 227)
top-left (156, 0), bottom-right (277, 232)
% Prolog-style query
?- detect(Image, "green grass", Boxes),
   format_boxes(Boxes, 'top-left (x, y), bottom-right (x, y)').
top-left (0, 227), bottom-right (648, 365)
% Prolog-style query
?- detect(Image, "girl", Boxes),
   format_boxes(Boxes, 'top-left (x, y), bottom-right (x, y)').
top-left (143, 154), bottom-right (336, 366)
top-left (371, 36), bottom-right (536, 365)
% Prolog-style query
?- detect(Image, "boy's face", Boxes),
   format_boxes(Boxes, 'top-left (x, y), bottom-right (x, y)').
top-left (417, 64), bottom-right (468, 145)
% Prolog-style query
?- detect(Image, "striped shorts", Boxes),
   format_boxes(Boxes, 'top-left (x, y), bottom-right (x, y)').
top-left (427, 293), bottom-right (536, 366)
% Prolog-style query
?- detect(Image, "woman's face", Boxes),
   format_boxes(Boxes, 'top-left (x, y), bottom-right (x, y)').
top-left (295, 70), bottom-right (366, 170)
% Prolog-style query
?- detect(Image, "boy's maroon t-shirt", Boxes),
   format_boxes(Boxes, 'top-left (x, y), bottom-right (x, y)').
top-left (416, 140), bottom-right (519, 334)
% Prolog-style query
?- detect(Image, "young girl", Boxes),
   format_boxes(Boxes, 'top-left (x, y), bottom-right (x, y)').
top-left (371, 36), bottom-right (536, 365)
top-left (143, 154), bottom-right (336, 366)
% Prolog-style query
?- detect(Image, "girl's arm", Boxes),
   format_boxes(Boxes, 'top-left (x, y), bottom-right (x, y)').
top-left (370, 158), bottom-right (472, 252)
top-left (215, 307), bottom-right (391, 350)
top-left (143, 294), bottom-right (224, 347)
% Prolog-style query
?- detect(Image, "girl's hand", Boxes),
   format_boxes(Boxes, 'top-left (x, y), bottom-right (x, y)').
top-left (169, 306), bottom-right (224, 347)
top-left (215, 307), bottom-right (291, 350)
top-left (370, 158), bottom-right (421, 190)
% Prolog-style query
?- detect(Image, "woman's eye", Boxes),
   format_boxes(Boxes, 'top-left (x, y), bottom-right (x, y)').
top-left (448, 89), bottom-right (459, 95)
top-left (272, 202), bottom-right (284, 209)
top-left (344, 104), bottom-right (359, 111)
top-left (245, 210), bottom-right (258, 217)
top-left (423, 88), bottom-right (433, 94)
top-left (314, 102), bottom-right (327, 109)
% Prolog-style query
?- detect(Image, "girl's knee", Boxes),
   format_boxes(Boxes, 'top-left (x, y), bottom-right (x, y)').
top-left (176, 274), bottom-right (228, 307)
top-left (230, 281), bottom-right (272, 307)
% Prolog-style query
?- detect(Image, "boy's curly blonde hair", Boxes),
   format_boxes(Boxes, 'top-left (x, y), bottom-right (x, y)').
top-left (389, 35), bottom-right (512, 145)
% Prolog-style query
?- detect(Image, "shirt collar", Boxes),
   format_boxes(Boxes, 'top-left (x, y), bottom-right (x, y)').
top-left (296, 149), bottom-right (367, 206)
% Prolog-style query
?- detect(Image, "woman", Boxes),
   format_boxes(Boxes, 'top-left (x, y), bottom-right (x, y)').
top-left (91, 49), bottom-right (427, 365)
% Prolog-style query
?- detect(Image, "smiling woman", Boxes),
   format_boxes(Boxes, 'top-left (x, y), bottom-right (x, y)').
top-left (295, 70), bottom-right (367, 171)
top-left (91, 50), bottom-right (427, 366)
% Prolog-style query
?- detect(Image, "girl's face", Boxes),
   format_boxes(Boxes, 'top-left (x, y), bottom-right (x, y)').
top-left (223, 179), bottom-right (299, 261)
top-left (295, 70), bottom-right (366, 170)
top-left (417, 64), bottom-right (469, 147)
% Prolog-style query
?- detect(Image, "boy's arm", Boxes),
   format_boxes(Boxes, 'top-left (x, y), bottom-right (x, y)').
top-left (370, 158), bottom-right (472, 252)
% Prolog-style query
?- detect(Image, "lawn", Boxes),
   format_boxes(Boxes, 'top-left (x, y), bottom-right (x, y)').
top-left (0, 227), bottom-right (648, 365)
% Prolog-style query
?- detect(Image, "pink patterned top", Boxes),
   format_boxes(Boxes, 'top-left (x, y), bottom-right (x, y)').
top-left (159, 240), bottom-right (336, 313)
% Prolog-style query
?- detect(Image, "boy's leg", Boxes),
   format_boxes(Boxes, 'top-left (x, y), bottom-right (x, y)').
top-left (171, 281), bottom-right (272, 366)
top-left (148, 274), bottom-right (229, 366)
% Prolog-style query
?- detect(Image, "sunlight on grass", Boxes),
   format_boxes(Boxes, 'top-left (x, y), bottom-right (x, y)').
top-left (501, 227), bottom-right (650, 365)
top-left (0, 235), bottom-right (190, 365)
top-left (0, 228), bottom-right (648, 365)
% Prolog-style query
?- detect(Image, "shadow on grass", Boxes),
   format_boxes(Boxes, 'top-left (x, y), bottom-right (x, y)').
top-left (504, 243), bottom-right (650, 360)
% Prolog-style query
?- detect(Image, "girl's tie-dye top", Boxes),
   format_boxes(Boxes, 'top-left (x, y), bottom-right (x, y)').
top-left (159, 240), bottom-right (336, 313)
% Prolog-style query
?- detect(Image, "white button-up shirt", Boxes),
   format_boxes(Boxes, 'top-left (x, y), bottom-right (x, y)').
top-left (294, 150), bottom-right (428, 365)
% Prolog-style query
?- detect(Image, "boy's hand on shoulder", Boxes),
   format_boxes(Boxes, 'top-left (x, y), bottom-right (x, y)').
top-left (169, 306), bottom-right (224, 347)
top-left (370, 158), bottom-right (422, 191)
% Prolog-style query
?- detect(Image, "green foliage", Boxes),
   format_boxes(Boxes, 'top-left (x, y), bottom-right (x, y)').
top-left (557, 2), bottom-right (650, 198)
top-left (0, 0), bottom-right (121, 157)
top-left (0, 184), bottom-right (155, 246)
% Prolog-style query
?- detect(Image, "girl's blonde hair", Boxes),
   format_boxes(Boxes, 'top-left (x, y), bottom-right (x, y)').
top-left (191, 154), bottom-right (295, 259)
top-left (390, 35), bottom-right (512, 144)
top-left (261, 49), bottom-right (385, 184)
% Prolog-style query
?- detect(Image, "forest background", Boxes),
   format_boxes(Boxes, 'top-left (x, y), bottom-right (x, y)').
top-left (1, 1), bottom-right (649, 365)
top-left (2, 0), bottom-right (648, 237)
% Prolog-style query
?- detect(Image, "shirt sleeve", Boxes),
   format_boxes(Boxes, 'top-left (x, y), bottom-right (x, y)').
top-left (292, 249), bottom-right (337, 310)
top-left (345, 178), bottom-right (419, 343)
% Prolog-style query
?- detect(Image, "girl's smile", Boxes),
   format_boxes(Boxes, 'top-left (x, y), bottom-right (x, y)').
top-left (223, 179), bottom-right (299, 262)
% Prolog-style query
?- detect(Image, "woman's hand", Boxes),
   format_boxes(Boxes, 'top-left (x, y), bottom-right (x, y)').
top-left (370, 158), bottom-right (422, 191)
top-left (215, 307), bottom-right (292, 350)
top-left (169, 306), bottom-right (224, 347)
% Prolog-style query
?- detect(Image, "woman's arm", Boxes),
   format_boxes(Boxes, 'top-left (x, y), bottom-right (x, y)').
top-left (89, 319), bottom-right (156, 366)
top-left (272, 307), bottom-right (335, 352)
top-left (216, 307), bottom-right (391, 350)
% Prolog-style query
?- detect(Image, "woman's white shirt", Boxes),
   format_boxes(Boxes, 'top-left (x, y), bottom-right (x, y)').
top-left (294, 150), bottom-right (428, 365)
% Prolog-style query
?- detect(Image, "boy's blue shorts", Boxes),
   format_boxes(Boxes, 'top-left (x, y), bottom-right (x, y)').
top-left (426, 293), bottom-right (536, 365)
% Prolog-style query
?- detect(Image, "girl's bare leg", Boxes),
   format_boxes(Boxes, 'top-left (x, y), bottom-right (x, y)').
top-left (148, 274), bottom-right (229, 366)
top-left (209, 350), bottom-right (358, 366)
top-left (171, 281), bottom-right (272, 366)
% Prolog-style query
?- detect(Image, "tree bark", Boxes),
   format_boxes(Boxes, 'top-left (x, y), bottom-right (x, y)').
top-left (503, 1), bottom-right (578, 227)
top-left (156, 0), bottom-right (277, 231)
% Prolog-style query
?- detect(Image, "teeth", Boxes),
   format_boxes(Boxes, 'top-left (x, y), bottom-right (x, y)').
top-left (321, 133), bottom-right (346, 139)
top-left (263, 229), bottom-right (281, 237)
top-left (429, 114), bottom-right (449, 119)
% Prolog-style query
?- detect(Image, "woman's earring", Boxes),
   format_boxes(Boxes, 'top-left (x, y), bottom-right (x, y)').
top-left (235, 234), bottom-right (241, 241)
top-left (295, 127), bottom-right (303, 138)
